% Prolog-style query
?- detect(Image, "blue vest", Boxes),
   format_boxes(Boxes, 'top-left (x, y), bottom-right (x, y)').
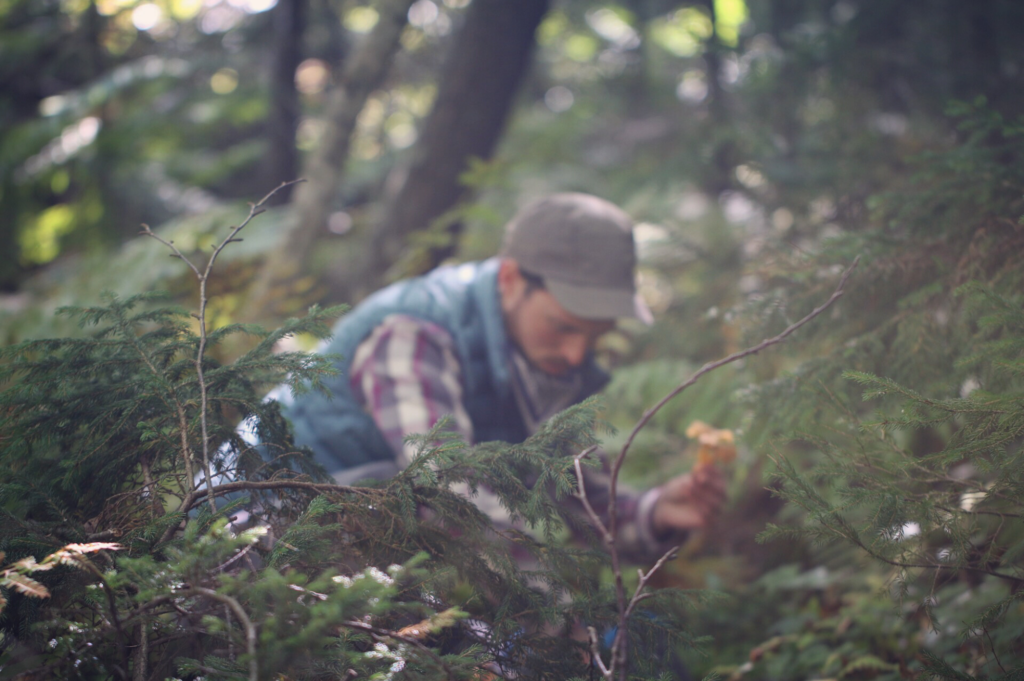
top-left (282, 258), bottom-right (610, 475)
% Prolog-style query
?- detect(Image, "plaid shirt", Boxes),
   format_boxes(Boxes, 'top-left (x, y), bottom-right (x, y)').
top-left (349, 314), bottom-right (673, 561)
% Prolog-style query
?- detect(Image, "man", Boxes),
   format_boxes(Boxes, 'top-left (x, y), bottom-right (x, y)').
top-left (281, 193), bottom-right (725, 560)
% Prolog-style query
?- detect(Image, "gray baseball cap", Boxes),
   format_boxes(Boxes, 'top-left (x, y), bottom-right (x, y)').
top-left (501, 193), bottom-right (652, 323)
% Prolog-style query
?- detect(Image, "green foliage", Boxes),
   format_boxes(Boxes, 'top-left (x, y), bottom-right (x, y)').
top-left (0, 290), bottom-right (340, 530)
top-left (0, 201), bottom-right (711, 680)
top-left (5, 0), bottom-right (1024, 678)
top-left (733, 103), bottom-right (1024, 679)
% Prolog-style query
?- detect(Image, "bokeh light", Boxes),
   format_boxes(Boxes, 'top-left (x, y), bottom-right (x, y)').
top-left (544, 86), bottom-right (574, 113)
top-left (408, 0), bottom-right (438, 27)
top-left (225, 0), bottom-right (278, 12)
top-left (586, 8), bottom-right (640, 50)
top-left (676, 70), bottom-right (707, 103)
top-left (131, 3), bottom-right (163, 30)
top-left (210, 68), bottom-right (239, 94)
top-left (295, 59), bottom-right (329, 95)
top-left (344, 6), bottom-right (379, 33)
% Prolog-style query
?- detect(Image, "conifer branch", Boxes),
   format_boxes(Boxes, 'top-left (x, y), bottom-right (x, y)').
top-left (341, 619), bottom-right (458, 680)
top-left (23, 594), bottom-right (182, 677)
top-left (184, 478), bottom-right (366, 511)
top-left (72, 557), bottom-right (132, 679)
top-left (579, 257), bottom-right (860, 679)
top-left (842, 529), bottom-right (1024, 584)
top-left (119, 312), bottom-right (199, 494)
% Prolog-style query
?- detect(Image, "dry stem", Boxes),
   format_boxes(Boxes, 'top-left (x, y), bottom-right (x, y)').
top-left (184, 587), bottom-right (258, 681)
top-left (142, 180), bottom-right (304, 517)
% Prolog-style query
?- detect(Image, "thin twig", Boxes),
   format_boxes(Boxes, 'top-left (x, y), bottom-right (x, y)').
top-left (844, 532), bottom-right (1024, 584)
top-left (605, 543), bottom-right (683, 681)
top-left (587, 626), bottom-right (613, 679)
top-left (120, 315), bottom-right (198, 497)
top-left (140, 452), bottom-right (164, 518)
top-left (573, 447), bottom-right (612, 544)
top-left (935, 504), bottom-right (1021, 520)
top-left (623, 544), bottom-right (681, 620)
top-left (184, 587), bottom-right (258, 681)
top-left (983, 626), bottom-right (1007, 674)
top-left (214, 543), bottom-right (255, 573)
top-left (573, 449), bottom-right (626, 678)
top-left (142, 180), bottom-right (305, 516)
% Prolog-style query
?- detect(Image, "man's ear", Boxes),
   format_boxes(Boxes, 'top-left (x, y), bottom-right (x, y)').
top-left (497, 258), bottom-right (520, 295)
top-left (497, 258), bottom-right (525, 311)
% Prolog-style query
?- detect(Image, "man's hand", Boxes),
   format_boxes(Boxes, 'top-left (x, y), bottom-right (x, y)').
top-left (651, 464), bottom-right (727, 537)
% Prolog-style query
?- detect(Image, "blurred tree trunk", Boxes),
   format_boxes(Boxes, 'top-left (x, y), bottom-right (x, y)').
top-left (262, 0), bottom-right (305, 206)
top-left (328, 0), bottom-right (551, 301)
top-left (698, 0), bottom-right (736, 196)
top-left (247, 0), bottom-right (416, 317)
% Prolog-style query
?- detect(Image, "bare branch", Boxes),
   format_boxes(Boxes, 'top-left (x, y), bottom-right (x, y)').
top-left (214, 543), bottom-right (255, 573)
top-left (623, 544), bottom-right (682, 620)
top-left (587, 626), bottom-right (613, 680)
top-left (184, 587), bottom-right (258, 681)
top-left (844, 530), bottom-right (1024, 584)
top-left (140, 452), bottom-right (164, 518)
top-left (612, 257), bottom-right (860, 496)
top-left (139, 224), bottom-right (201, 278)
top-left (192, 180), bottom-right (305, 514)
top-left (572, 447), bottom-right (612, 544)
top-left (577, 258), bottom-right (859, 680)
top-left (142, 180), bottom-right (304, 517)
top-left (132, 619), bottom-right (148, 681)
top-left (984, 627), bottom-right (1008, 674)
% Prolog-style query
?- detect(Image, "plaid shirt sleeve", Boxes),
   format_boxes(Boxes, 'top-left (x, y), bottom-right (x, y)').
top-left (348, 314), bottom-right (474, 468)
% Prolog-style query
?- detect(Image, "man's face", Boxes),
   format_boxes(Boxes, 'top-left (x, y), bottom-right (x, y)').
top-left (498, 260), bottom-right (615, 376)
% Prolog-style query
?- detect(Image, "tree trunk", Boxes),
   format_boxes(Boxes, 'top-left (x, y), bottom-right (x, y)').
top-left (331, 0), bottom-right (551, 301)
top-left (698, 0), bottom-right (736, 196)
top-left (247, 0), bottom-right (416, 317)
top-left (262, 0), bottom-right (305, 206)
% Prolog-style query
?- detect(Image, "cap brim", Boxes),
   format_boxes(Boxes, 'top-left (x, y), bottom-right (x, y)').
top-left (546, 279), bottom-right (654, 325)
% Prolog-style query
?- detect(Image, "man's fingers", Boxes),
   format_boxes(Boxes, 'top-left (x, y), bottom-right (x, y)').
top-left (652, 466), bottom-right (730, 534)
top-left (689, 465), bottom-right (727, 506)
top-left (692, 462), bottom-right (726, 488)
top-left (657, 505), bottom-right (705, 531)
